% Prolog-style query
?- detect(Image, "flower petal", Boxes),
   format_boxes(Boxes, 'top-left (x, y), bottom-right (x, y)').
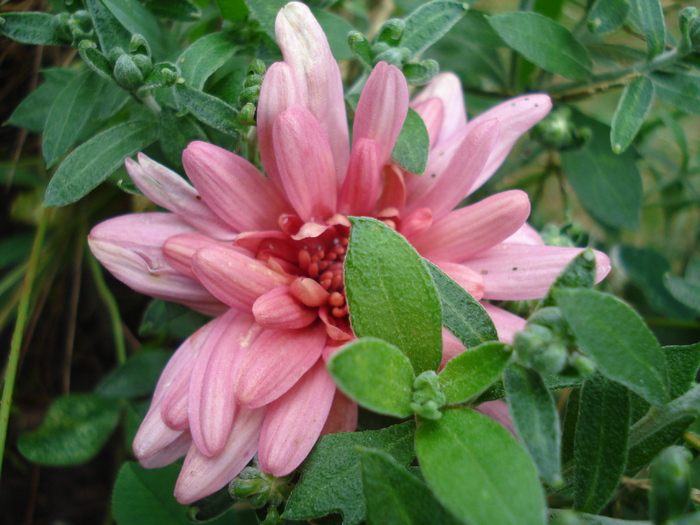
top-left (253, 286), bottom-right (318, 329)
top-left (412, 98), bottom-right (444, 149)
top-left (234, 322), bottom-right (327, 408)
top-left (433, 261), bottom-right (485, 300)
top-left (474, 400), bottom-right (515, 435)
top-left (338, 138), bottom-right (381, 216)
top-left (183, 141), bottom-right (290, 232)
top-left (163, 233), bottom-right (243, 278)
top-left (376, 164), bottom-right (406, 214)
top-left (139, 431), bottom-right (192, 469)
top-left (462, 244), bottom-right (611, 300)
top-left (440, 328), bottom-right (466, 370)
top-left (258, 360), bottom-right (336, 476)
top-left (411, 72), bottom-right (467, 146)
top-left (399, 207), bottom-right (432, 243)
top-left (320, 389), bottom-right (358, 436)
top-left (173, 407), bottom-right (266, 504)
top-left (481, 302), bottom-right (526, 344)
top-left (503, 223), bottom-right (545, 245)
top-left (413, 190), bottom-right (531, 261)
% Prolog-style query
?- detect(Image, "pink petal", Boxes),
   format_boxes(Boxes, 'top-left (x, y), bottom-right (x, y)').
top-left (273, 105), bottom-right (337, 222)
top-left (434, 261), bottom-right (485, 301)
top-left (412, 98), bottom-right (444, 149)
top-left (275, 2), bottom-right (349, 182)
top-left (160, 363), bottom-right (191, 431)
top-left (474, 400), bottom-right (515, 436)
top-left (192, 245), bottom-right (292, 312)
top-left (462, 244), bottom-right (611, 300)
top-left (183, 141), bottom-right (290, 232)
top-left (320, 389), bottom-right (358, 436)
top-left (399, 207), bottom-right (433, 243)
top-left (189, 312), bottom-right (262, 457)
top-left (234, 322), bottom-right (327, 408)
top-left (375, 164), bottom-right (406, 214)
top-left (440, 328), bottom-right (466, 370)
top-left (481, 302), bottom-right (526, 344)
top-left (253, 286), bottom-right (318, 329)
top-left (413, 190), bottom-right (531, 261)
top-left (127, 154), bottom-right (235, 240)
top-left (163, 233), bottom-right (243, 278)
top-left (338, 138), bottom-right (381, 216)
top-left (139, 431), bottom-right (192, 469)
top-left (411, 72), bottom-right (467, 146)
top-left (503, 223), bottom-right (545, 245)
top-left (174, 407), bottom-right (266, 504)
top-left (258, 360), bottom-right (336, 476)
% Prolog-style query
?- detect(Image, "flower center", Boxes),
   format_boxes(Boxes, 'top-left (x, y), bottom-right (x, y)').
top-left (296, 235), bottom-right (349, 318)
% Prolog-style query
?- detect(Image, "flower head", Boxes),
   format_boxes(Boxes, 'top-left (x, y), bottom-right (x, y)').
top-left (89, 2), bottom-right (609, 504)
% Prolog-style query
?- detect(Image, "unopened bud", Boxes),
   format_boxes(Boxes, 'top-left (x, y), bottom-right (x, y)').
top-left (132, 53), bottom-right (152, 77)
top-left (238, 84), bottom-right (261, 105)
top-left (244, 73), bottom-right (263, 88)
top-left (239, 103), bottom-right (257, 126)
top-left (569, 352), bottom-right (596, 376)
top-left (229, 464), bottom-right (293, 509)
top-left (114, 54), bottom-right (144, 90)
top-left (403, 59), bottom-right (439, 85)
top-left (377, 18), bottom-right (405, 45)
top-left (650, 446), bottom-right (693, 524)
top-left (411, 370), bottom-right (446, 420)
top-left (248, 58), bottom-right (266, 76)
top-left (348, 31), bottom-right (374, 67)
top-left (130, 33), bottom-right (151, 58)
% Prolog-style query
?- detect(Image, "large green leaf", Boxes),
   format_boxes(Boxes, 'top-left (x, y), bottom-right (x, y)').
top-left (416, 407), bottom-right (546, 525)
top-left (283, 422), bottom-right (416, 525)
top-left (85, 0), bottom-right (132, 53)
top-left (611, 76), bottom-right (654, 154)
top-left (96, 350), bottom-right (171, 400)
top-left (627, 0), bottom-right (666, 57)
top-left (650, 72), bottom-right (700, 115)
top-left (177, 32), bottom-right (239, 91)
top-left (101, 0), bottom-right (178, 58)
top-left (401, 0), bottom-right (468, 57)
top-left (588, 0), bottom-right (630, 33)
top-left (0, 12), bottom-right (63, 45)
top-left (158, 107), bottom-right (208, 169)
top-left (243, 0), bottom-right (286, 40)
top-left (328, 338), bottom-right (416, 418)
top-left (345, 217), bottom-right (442, 374)
top-left (44, 120), bottom-right (158, 206)
top-left (313, 9), bottom-right (355, 61)
top-left (176, 83), bottom-right (241, 137)
top-left (539, 249), bottom-right (597, 309)
top-left (665, 275), bottom-right (700, 314)
top-left (488, 12), bottom-right (592, 81)
top-left (574, 374), bottom-right (631, 513)
top-left (18, 394), bottom-right (122, 466)
top-left (555, 288), bottom-right (669, 406)
top-left (391, 108), bottom-right (429, 175)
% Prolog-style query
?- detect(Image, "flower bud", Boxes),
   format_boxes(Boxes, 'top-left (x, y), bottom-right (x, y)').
top-left (348, 30), bottom-right (374, 67)
top-left (114, 54), bottom-right (144, 90)
top-left (649, 446), bottom-right (693, 524)
top-left (239, 103), bottom-right (257, 126)
top-left (403, 59), bottom-right (439, 85)
top-left (239, 84), bottom-right (261, 105)
top-left (229, 464), bottom-right (293, 509)
top-left (248, 58), bottom-right (266, 76)
top-left (132, 53), bottom-right (153, 77)
top-left (411, 370), bottom-right (446, 420)
top-left (244, 73), bottom-right (263, 88)
top-left (130, 33), bottom-right (151, 58)
top-left (533, 107), bottom-right (589, 151)
top-left (377, 18), bottom-right (405, 45)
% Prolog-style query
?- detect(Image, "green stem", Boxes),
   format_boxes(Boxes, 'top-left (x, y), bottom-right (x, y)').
top-left (87, 251), bottom-right (127, 365)
top-left (0, 210), bottom-right (50, 481)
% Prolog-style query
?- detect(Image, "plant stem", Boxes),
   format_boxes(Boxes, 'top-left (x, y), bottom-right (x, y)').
top-left (0, 209), bottom-right (50, 482)
top-left (88, 252), bottom-right (127, 365)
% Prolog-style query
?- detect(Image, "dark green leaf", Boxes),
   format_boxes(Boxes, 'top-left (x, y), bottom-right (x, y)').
top-left (186, 486), bottom-right (238, 523)
top-left (328, 338), bottom-right (415, 418)
top-left (627, 0), bottom-right (666, 57)
top-left (43, 70), bottom-right (103, 168)
top-left (177, 32), bottom-right (239, 91)
top-left (0, 12), bottom-right (63, 45)
top-left (533, 0), bottom-right (566, 20)
top-left (96, 350), bottom-right (171, 400)
top-left (313, 9), bottom-right (354, 61)
top-left (561, 388), bottom-right (580, 465)
top-left (0, 232), bottom-right (33, 269)
top-left (18, 394), bottom-right (122, 466)
top-left (627, 416), bottom-right (696, 471)
top-left (359, 447), bottom-right (462, 525)
top-left (488, 12), bottom-right (592, 81)
top-left (216, 0), bottom-right (248, 23)
top-left (555, 288), bottom-right (669, 406)
top-left (44, 120), bottom-right (158, 206)
top-left (540, 249), bottom-right (597, 308)
top-left (101, 0), bottom-right (177, 59)
top-left (401, 0), bottom-right (468, 57)
top-left (588, 0), bottom-right (630, 34)
top-left (244, 0), bottom-right (286, 40)
top-left (158, 107), bottom-right (208, 169)
top-left (176, 83), bottom-right (241, 137)
top-left (139, 299), bottom-right (191, 337)
top-left (142, 0), bottom-right (201, 21)
top-left (611, 76), bottom-right (654, 154)
top-left (416, 407), bottom-right (546, 525)
top-left (504, 364), bottom-right (562, 487)
top-left (391, 108), bottom-right (429, 175)
top-left (559, 110), bottom-right (642, 230)
top-left (664, 343), bottom-right (700, 401)
top-left (345, 217), bottom-right (442, 374)
top-left (283, 422), bottom-right (415, 525)
top-left (665, 275), bottom-right (700, 313)
top-left (85, 0), bottom-right (132, 53)
top-left (438, 342), bottom-right (511, 404)
top-left (650, 72), bottom-right (700, 115)
top-left (574, 374), bottom-right (631, 513)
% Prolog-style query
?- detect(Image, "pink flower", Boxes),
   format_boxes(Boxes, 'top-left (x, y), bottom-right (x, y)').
top-left (88, 2), bottom-right (609, 504)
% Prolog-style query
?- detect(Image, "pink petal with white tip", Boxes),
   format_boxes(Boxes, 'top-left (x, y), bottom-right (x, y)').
top-left (174, 407), bottom-right (266, 504)
top-left (273, 105), bottom-right (337, 222)
top-left (434, 261), bottom-right (485, 301)
top-left (411, 72), bottom-right (467, 146)
top-left (321, 389), bottom-right (358, 436)
top-left (463, 244), bottom-right (611, 300)
top-left (234, 323), bottom-right (327, 408)
top-left (253, 286), bottom-right (318, 329)
top-left (413, 190), bottom-right (531, 261)
top-left (127, 154), bottom-right (235, 240)
top-left (481, 302), bottom-right (526, 344)
top-left (258, 360), bottom-right (336, 476)
top-left (192, 245), bottom-right (292, 312)
top-left (139, 431), bottom-right (192, 469)
top-left (183, 141), bottom-right (290, 233)
top-left (338, 138), bottom-right (381, 216)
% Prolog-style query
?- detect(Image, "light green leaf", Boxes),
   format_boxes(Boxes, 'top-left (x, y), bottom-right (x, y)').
top-left (588, 0), bottom-right (630, 34)
top-left (328, 337), bottom-right (415, 418)
top-left (176, 83), bottom-right (241, 137)
top-left (391, 108), bottom-right (429, 175)
top-left (0, 12), bottom-right (63, 45)
top-left (416, 407), bottom-right (546, 525)
top-left (177, 32), bottom-right (239, 91)
top-left (627, 0), bottom-right (666, 57)
top-left (611, 76), bottom-right (655, 154)
top-left (18, 394), bottom-right (122, 466)
top-left (401, 0), bottom-right (468, 57)
top-left (489, 12), bottom-right (592, 81)
top-left (555, 288), bottom-right (669, 406)
top-left (438, 342), bottom-right (511, 404)
top-left (44, 120), bottom-right (158, 206)
top-left (345, 217), bottom-right (442, 374)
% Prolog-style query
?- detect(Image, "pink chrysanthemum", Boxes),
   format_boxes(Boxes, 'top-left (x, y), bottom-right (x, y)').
top-left (88, 2), bottom-right (609, 504)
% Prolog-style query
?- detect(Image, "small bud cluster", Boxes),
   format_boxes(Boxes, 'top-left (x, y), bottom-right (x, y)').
top-left (679, 7), bottom-right (700, 55)
top-left (238, 59), bottom-right (267, 125)
top-left (532, 107), bottom-right (591, 151)
top-left (229, 462), bottom-right (293, 510)
top-left (411, 370), bottom-right (446, 420)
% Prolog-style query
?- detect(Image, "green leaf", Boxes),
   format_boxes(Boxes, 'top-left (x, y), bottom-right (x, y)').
top-left (539, 249), bottom-right (597, 309)
top-left (561, 387), bottom-right (580, 465)
top-left (611, 76), bottom-right (655, 154)
top-left (283, 422), bottom-right (415, 525)
top-left (216, 0), bottom-right (249, 23)
top-left (665, 275), bottom-right (700, 313)
top-left (42, 71), bottom-right (104, 168)
top-left (416, 407), bottom-right (546, 525)
top-left (488, 12), bottom-right (592, 81)
top-left (574, 374), bottom-right (631, 513)
top-left (345, 217), bottom-right (442, 374)
top-left (85, 0), bottom-right (132, 53)
top-left (177, 32), bottom-right (239, 91)
top-left (559, 109), bottom-right (642, 230)
top-left (627, 0), bottom-right (666, 57)
top-left (158, 107), bottom-right (208, 169)
top-left (391, 108), bottom-right (429, 176)
top-left (504, 364), bottom-right (562, 488)
top-left (588, 0), bottom-right (630, 34)
top-left (401, 0), bottom-right (468, 57)
top-left (95, 350), bottom-right (171, 400)
top-left (176, 83), bottom-right (241, 137)
top-left (424, 260), bottom-right (497, 348)
top-left (328, 337), bottom-right (416, 418)
top-left (555, 288), bottom-right (669, 406)
top-left (533, 0), bottom-right (566, 20)
top-left (627, 415), bottom-right (696, 471)
top-left (186, 486), bottom-right (239, 523)
top-left (142, 0), bottom-right (201, 21)
top-left (650, 72), bottom-right (700, 115)
top-left (44, 120), bottom-right (158, 206)
top-left (359, 446), bottom-right (462, 525)
top-left (313, 9), bottom-right (354, 61)
top-left (438, 342), bottom-right (511, 404)
top-left (0, 12), bottom-right (63, 45)
top-left (18, 394), bottom-right (122, 466)
top-left (665, 343), bottom-right (700, 400)
top-left (244, 0), bottom-right (286, 40)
